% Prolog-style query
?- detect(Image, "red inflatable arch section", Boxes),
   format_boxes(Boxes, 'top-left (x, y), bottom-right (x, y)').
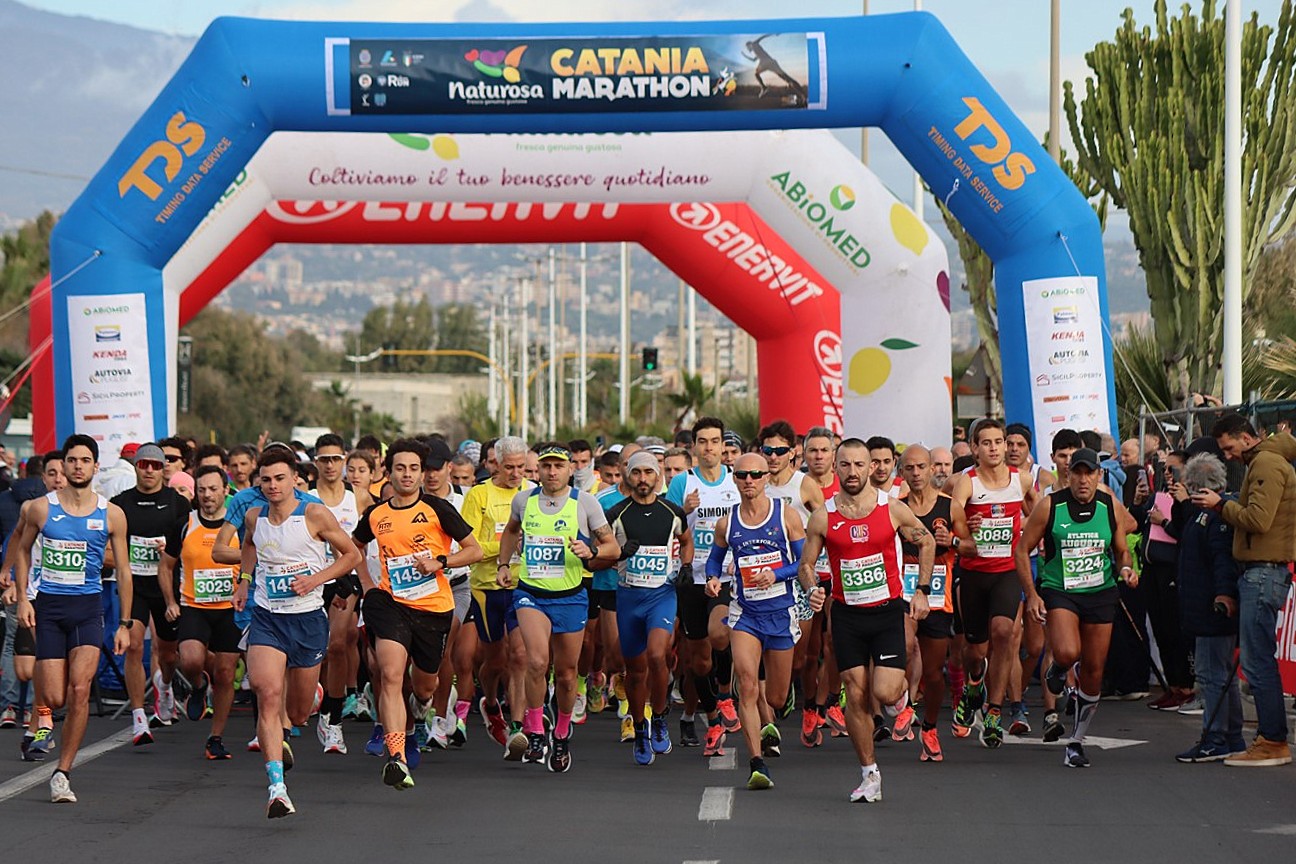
top-left (29, 200), bottom-right (841, 450)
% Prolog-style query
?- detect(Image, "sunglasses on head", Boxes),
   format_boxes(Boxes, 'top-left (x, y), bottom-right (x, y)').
top-left (761, 445), bottom-right (792, 456)
top-left (733, 469), bottom-right (768, 480)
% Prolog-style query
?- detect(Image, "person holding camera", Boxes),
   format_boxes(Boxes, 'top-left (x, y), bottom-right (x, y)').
top-left (1168, 452), bottom-right (1244, 761)
top-left (1192, 415), bottom-right (1296, 767)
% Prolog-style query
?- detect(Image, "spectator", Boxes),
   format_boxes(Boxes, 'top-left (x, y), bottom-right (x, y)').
top-left (1169, 453), bottom-right (1244, 762)
top-left (1192, 413), bottom-right (1296, 767)
top-left (0, 453), bottom-right (48, 724)
top-left (1142, 449), bottom-right (1193, 710)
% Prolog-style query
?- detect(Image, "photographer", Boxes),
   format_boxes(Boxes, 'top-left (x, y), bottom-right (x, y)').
top-left (1167, 453), bottom-right (1242, 762)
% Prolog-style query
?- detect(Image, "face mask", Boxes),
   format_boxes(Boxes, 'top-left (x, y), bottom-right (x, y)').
top-left (573, 464), bottom-right (594, 489)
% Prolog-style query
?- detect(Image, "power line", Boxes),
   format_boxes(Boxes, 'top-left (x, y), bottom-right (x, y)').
top-left (0, 163), bottom-right (89, 182)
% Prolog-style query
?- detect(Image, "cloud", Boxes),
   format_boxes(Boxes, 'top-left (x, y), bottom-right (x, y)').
top-left (453, 0), bottom-right (514, 22)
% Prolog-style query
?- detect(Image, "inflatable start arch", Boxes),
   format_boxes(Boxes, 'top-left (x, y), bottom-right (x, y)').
top-left (41, 13), bottom-right (1116, 459)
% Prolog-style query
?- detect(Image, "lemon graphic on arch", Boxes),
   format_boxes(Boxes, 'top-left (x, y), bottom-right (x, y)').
top-left (848, 338), bottom-right (919, 396)
top-left (889, 203), bottom-right (928, 255)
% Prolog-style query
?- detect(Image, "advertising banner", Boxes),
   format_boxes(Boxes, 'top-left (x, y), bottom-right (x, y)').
top-left (66, 293), bottom-right (154, 463)
top-left (1021, 276), bottom-right (1113, 467)
top-left (332, 33), bottom-right (825, 116)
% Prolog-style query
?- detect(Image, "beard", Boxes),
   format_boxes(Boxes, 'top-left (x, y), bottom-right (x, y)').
top-left (66, 475), bottom-right (92, 490)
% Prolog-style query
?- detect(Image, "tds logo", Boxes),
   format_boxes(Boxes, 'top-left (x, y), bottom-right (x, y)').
top-left (117, 112), bottom-right (207, 200)
top-left (952, 97), bottom-right (1036, 191)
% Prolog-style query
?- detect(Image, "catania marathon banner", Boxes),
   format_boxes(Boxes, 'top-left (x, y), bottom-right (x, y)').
top-left (332, 33), bottom-right (827, 115)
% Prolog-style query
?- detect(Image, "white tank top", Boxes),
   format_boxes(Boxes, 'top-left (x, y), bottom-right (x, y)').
top-left (766, 470), bottom-right (810, 527)
top-left (443, 485), bottom-right (470, 581)
top-left (684, 468), bottom-right (740, 584)
top-left (321, 488), bottom-right (359, 577)
top-left (252, 500), bottom-right (329, 614)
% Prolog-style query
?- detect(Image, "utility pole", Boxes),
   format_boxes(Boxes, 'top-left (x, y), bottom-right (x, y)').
top-left (548, 246), bottom-right (557, 437)
top-left (619, 243), bottom-right (630, 425)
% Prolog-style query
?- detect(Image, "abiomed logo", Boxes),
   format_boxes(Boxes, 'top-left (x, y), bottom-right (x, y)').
top-left (829, 185), bottom-right (856, 211)
top-left (768, 172), bottom-right (871, 269)
top-left (464, 46), bottom-right (528, 83)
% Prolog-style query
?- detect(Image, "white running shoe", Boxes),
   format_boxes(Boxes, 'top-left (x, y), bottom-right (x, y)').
top-left (849, 769), bottom-right (882, 803)
top-left (321, 722), bottom-right (348, 755)
top-left (573, 690), bottom-right (588, 724)
top-left (267, 783), bottom-right (295, 818)
top-left (50, 771), bottom-right (76, 803)
top-left (427, 718), bottom-right (449, 750)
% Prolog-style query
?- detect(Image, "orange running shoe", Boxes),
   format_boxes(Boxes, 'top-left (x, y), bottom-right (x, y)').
top-left (800, 708), bottom-right (823, 747)
top-left (920, 726), bottom-right (943, 762)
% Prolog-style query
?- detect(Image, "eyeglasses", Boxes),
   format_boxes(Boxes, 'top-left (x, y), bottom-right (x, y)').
top-left (136, 460), bottom-right (164, 471)
top-left (314, 454), bottom-right (345, 463)
top-left (164, 454), bottom-right (183, 463)
top-left (733, 470), bottom-right (768, 480)
top-left (761, 445), bottom-right (792, 456)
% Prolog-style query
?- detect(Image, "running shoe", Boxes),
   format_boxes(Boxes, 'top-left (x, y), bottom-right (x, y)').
top-left (703, 722), bottom-right (726, 757)
top-left (872, 715), bottom-right (890, 743)
top-left (612, 673), bottom-right (629, 716)
top-left (132, 717), bottom-right (154, 747)
top-left (801, 708), bottom-right (824, 748)
top-left (587, 676), bottom-right (607, 714)
top-left (850, 768), bottom-right (882, 803)
top-left (920, 727), bottom-right (943, 762)
top-left (147, 712), bottom-right (170, 730)
top-left (355, 686), bottom-right (374, 721)
top-left (267, 782), bottom-right (295, 817)
top-left (20, 734), bottom-right (44, 762)
top-left (1008, 703), bottom-right (1031, 736)
top-left (505, 726), bottom-right (528, 761)
top-left (717, 697), bottom-right (741, 732)
top-left (341, 693), bottom-right (359, 720)
top-left (548, 733), bottom-right (572, 773)
top-left (154, 670), bottom-right (178, 724)
top-left (747, 757), bottom-right (773, 790)
top-left (779, 687), bottom-right (796, 721)
top-left (50, 771), bottom-right (76, 804)
top-left (321, 721), bottom-right (347, 755)
top-left (316, 712), bottom-right (334, 748)
top-left (679, 718), bottom-right (700, 747)
top-left (1148, 690), bottom-right (1187, 710)
top-left (450, 718), bottom-right (468, 748)
top-left (620, 715), bottom-right (635, 744)
top-left (29, 726), bottom-right (54, 754)
top-left (0, 706), bottom-right (16, 729)
top-left (671, 681), bottom-right (684, 705)
top-left (481, 698), bottom-right (507, 747)
top-left (247, 735), bottom-right (261, 752)
top-left (205, 735), bottom-right (232, 760)
top-left (289, 725), bottom-right (301, 738)
top-left (573, 690), bottom-right (588, 725)
top-left (825, 704), bottom-right (848, 737)
top-left (1044, 662), bottom-right (1068, 697)
top-left (382, 757), bottom-right (415, 790)
top-left (1175, 740), bottom-right (1235, 763)
top-left (891, 705), bottom-right (916, 742)
top-left (951, 692), bottom-right (976, 739)
top-left (404, 735), bottom-right (422, 770)
top-left (1176, 695), bottom-right (1205, 716)
top-left (522, 731), bottom-right (548, 764)
top-left (281, 739), bottom-right (294, 771)
top-left (761, 723), bottom-right (782, 758)
top-left (427, 719), bottom-right (451, 751)
top-left (413, 721), bottom-right (431, 752)
top-left (364, 724), bottom-right (385, 757)
top-left (633, 724), bottom-right (655, 766)
top-left (1064, 741), bottom-right (1090, 768)
top-left (979, 710), bottom-right (1004, 749)
top-left (651, 716), bottom-right (673, 755)
top-left (1042, 710), bottom-right (1064, 743)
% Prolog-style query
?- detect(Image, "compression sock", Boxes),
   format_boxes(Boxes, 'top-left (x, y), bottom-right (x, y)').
top-left (712, 649), bottom-right (733, 692)
top-left (1072, 689), bottom-right (1099, 742)
top-left (694, 672), bottom-right (718, 714)
top-left (320, 695), bottom-right (343, 723)
top-left (265, 760), bottom-right (285, 787)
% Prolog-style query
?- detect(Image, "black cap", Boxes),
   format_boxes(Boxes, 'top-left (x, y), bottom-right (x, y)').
top-left (426, 437), bottom-right (454, 468)
top-left (1069, 447), bottom-right (1101, 471)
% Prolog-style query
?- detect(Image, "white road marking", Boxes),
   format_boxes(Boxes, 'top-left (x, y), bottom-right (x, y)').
top-left (683, 860), bottom-right (720, 864)
top-left (1254, 824), bottom-right (1296, 835)
top-left (708, 750), bottom-right (736, 770)
top-left (1001, 734), bottom-right (1147, 750)
top-left (698, 786), bottom-right (734, 821)
top-left (0, 728), bottom-right (133, 803)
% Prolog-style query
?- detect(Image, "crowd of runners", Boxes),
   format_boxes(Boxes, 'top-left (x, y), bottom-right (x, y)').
top-left (0, 413), bottom-right (1291, 817)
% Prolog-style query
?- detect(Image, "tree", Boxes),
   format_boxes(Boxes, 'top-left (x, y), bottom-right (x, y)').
top-left (431, 302), bottom-right (489, 373)
top-left (1065, 0), bottom-right (1296, 406)
top-left (359, 297), bottom-right (435, 372)
top-left (667, 372), bottom-right (716, 430)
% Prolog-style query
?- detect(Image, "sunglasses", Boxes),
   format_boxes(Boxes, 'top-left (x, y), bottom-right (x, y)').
top-left (314, 454), bottom-right (345, 463)
top-left (136, 460), bottom-right (164, 471)
top-left (761, 445), bottom-right (792, 456)
top-left (164, 454), bottom-right (183, 463)
top-left (733, 470), bottom-right (768, 480)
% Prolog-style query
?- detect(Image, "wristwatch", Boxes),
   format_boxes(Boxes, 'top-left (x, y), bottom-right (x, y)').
top-left (917, 584), bottom-right (932, 596)
top-left (118, 619), bottom-right (133, 629)
top-left (436, 554), bottom-right (448, 568)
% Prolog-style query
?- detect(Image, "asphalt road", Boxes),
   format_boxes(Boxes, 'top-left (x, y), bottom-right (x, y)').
top-left (0, 696), bottom-right (1292, 863)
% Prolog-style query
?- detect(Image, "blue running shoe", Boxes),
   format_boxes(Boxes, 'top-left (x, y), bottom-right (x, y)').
top-left (365, 724), bottom-right (385, 757)
top-left (651, 716), bottom-right (673, 755)
top-left (633, 724), bottom-right (654, 766)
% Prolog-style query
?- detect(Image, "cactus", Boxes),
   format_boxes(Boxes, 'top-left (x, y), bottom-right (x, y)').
top-left (1065, 0), bottom-right (1296, 406)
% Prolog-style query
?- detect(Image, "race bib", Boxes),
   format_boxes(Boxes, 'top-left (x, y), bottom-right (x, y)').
top-left (524, 535), bottom-right (567, 580)
top-left (129, 534), bottom-right (164, 577)
top-left (974, 517), bottom-right (1015, 559)
top-left (737, 550), bottom-right (787, 602)
top-left (1061, 541), bottom-right (1107, 591)
top-left (901, 563), bottom-right (948, 606)
top-left (260, 561), bottom-right (317, 613)
top-left (624, 544), bottom-right (671, 589)
top-left (693, 519), bottom-right (717, 559)
top-left (41, 537), bottom-right (87, 586)
top-left (840, 553), bottom-right (890, 607)
top-left (192, 567), bottom-right (235, 605)
top-left (387, 553), bottom-right (441, 601)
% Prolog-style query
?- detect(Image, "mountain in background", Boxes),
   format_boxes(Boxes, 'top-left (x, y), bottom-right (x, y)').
top-left (0, 0), bottom-right (1150, 324)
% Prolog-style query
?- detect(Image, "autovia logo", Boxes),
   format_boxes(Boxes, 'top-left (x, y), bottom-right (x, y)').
top-left (465, 46), bottom-right (528, 83)
top-left (767, 171), bottom-right (871, 270)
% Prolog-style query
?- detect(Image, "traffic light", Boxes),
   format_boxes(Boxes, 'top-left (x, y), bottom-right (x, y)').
top-left (642, 347), bottom-right (659, 372)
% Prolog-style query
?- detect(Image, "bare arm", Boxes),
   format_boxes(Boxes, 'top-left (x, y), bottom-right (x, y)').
top-left (800, 474), bottom-right (824, 514)
top-left (1112, 499), bottom-right (1136, 587)
top-left (1015, 494), bottom-right (1051, 600)
top-left (495, 517), bottom-right (524, 588)
top-left (798, 507), bottom-right (826, 593)
top-left (107, 503), bottom-right (133, 624)
top-left (212, 521), bottom-right (241, 566)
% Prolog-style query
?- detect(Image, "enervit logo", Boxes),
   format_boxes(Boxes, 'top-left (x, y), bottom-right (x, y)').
top-left (117, 111), bottom-right (207, 200)
top-left (265, 202), bottom-right (360, 225)
top-left (464, 46), bottom-right (528, 83)
top-left (813, 331), bottom-right (842, 377)
top-left (829, 185), bottom-right (855, 211)
top-left (670, 202), bottom-right (722, 232)
top-left (814, 330), bottom-right (845, 435)
top-left (267, 200), bottom-right (618, 225)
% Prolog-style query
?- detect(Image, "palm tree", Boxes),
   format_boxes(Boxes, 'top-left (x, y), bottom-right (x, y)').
top-left (667, 373), bottom-right (716, 431)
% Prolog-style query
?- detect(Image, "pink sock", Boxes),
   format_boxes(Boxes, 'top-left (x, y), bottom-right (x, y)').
top-left (524, 707), bottom-right (545, 735)
top-left (555, 711), bottom-right (572, 739)
top-left (454, 700), bottom-right (470, 721)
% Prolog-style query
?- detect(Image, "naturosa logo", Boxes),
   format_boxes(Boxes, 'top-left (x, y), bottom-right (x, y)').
top-left (829, 184), bottom-right (856, 211)
top-left (464, 46), bottom-right (528, 83)
top-left (387, 133), bottom-right (460, 160)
